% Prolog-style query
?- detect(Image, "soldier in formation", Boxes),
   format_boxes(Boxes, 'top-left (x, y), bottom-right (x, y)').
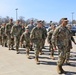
top-left (51, 18), bottom-right (71, 74)
top-left (11, 20), bottom-right (22, 54)
top-left (47, 23), bottom-right (56, 60)
top-left (1, 23), bottom-right (7, 47)
top-left (20, 27), bottom-right (30, 58)
top-left (65, 25), bottom-right (76, 65)
top-left (30, 20), bottom-right (43, 64)
top-left (27, 20), bottom-right (35, 51)
top-left (5, 19), bottom-right (14, 50)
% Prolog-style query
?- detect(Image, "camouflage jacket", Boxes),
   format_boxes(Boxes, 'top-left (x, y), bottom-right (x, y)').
top-left (30, 26), bottom-right (43, 42)
top-left (47, 30), bottom-right (54, 43)
top-left (20, 32), bottom-right (30, 43)
top-left (68, 29), bottom-right (75, 48)
top-left (11, 24), bottom-right (22, 37)
top-left (42, 27), bottom-right (47, 39)
top-left (27, 24), bottom-right (35, 32)
top-left (5, 23), bottom-right (14, 35)
top-left (51, 25), bottom-right (69, 48)
top-left (1, 26), bottom-right (6, 36)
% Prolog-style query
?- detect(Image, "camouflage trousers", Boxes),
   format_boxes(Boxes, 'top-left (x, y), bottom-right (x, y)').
top-left (14, 37), bottom-right (20, 51)
top-left (0, 36), bottom-right (2, 45)
top-left (26, 43), bottom-right (30, 55)
top-left (57, 46), bottom-right (67, 66)
top-left (33, 40), bottom-right (42, 58)
top-left (2, 35), bottom-right (7, 47)
top-left (7, 35), bottom-right (14, 49)
top-left (49, 42), bottom-right (54, 56)
top-left (65, 47), bottom-right (70, 62)
top-left (42, 39), bottom-right (45, 48)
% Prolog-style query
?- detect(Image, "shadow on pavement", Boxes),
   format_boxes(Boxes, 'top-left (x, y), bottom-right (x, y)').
top-left (40, 61), bottom-right (56, 65)
top-left (65, 71), bottom-right (76, 75)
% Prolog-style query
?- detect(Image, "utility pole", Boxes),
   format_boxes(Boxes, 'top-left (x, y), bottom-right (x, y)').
top-left (72, 12), bottom-right (74, 25)
top-left (15, 8), bottom-right (18, 20)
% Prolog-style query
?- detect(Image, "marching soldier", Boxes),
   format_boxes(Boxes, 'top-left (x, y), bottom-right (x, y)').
top-left (41, 21), bottom-right (47, 49)
top-left (30, 20), bottom-right (43, 64)
top-left (20, 24), bottom-right (25, 48)
top-left (27, 20), bottom-right (35, 51)
top-left (65, 25), bottom-right (76, 65)
top-left (1, 23), bottom-right (7, 47)
top-left (51, 18), bottom-right (69, 74)
top-left (0, 25), bottom-right (2, 45)
top-left (11, 20), bottom-right (22, 54)
top-left (20, 27), bottom-right (30, 58)
top-left (47, 24), bottom-right (56, 60)
top-left (5, 19), bottom-right (14, 50)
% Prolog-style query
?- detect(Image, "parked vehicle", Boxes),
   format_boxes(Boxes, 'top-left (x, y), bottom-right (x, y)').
top-left (71, 25), bottom-right (76, 36)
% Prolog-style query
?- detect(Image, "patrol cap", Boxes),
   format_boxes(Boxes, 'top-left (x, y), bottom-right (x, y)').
top-left (61, 18), bottom-right (68, 21)
top-left (50, 22), bottom-right (55, 26)
top-left (25, 26), bottom-right (29, 30)
top-left (51, 23), bottom-right (55, 25)
top-left (37, 20), bottom-right (42, 24)
top-left (10, 19), bottom-right (13, 21)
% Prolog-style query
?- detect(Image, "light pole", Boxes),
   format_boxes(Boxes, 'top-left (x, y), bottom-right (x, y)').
top-left (72, 12), bottom-right (74, 25)
top-left (15, 8), bottom-right (18, 20)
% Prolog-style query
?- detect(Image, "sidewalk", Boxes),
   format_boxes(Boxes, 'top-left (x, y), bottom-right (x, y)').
top-left (0, 38), bottom-right (76, 75)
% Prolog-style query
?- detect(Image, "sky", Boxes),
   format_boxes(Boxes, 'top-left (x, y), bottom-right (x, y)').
top-left (0, 0), bottom-right (76, 22)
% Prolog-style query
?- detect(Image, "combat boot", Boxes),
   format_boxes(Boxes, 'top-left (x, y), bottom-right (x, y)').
top-left (39, 51), bottom-right (42, 55)
top-left (35, 57), bottom-right (40, 65)
top-left (65, 60), bottom-right (70, 65)
top-left (39, 50), bottom-right (43, 55)
top-left (16, 47), bottom-right (20, 54)
top-left (60, 66), bottom-right (66, 73)
top-left (50, 55), bottom-right (55, 60)
top-left (11, 45), bottom-right (14, 50)
top-left (26, 50), bottom-right (30, 59)
top-left (8, 45), bottom-right (11, 50)
top-left (26, 54), bottom-right (30, 59)
top-left (5, 43), bottom-right (7, 47)
top-left (57, 65), bottom-right (62, 74)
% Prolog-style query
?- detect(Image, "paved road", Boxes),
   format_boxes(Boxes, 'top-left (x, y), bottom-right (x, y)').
top-left (0, 38), bottom-right (76, 75)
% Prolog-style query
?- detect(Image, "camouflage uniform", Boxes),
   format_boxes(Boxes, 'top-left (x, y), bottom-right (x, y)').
top-left (20, 25), bottom-right (25, 48)
top-left (0, 26), bottom-right (2, 45)
top-left (47, 29), bottom-right (55, 59)
top-left (5, 23), bottom-right (14, 50)
top-left (27, 24), bottom-right (35, 51)
top-left (65, 27), bottom-right (76, 64)
top-left (20, 29), bottom-right (30, 58)
top-left (30, 26), bottom-right (43, 63)
top-left (52, 25), bottom-right (69, 73)
top-left (48, 27), bottom-right (52, 32)
top-left (1, 25), bottom-right (7, 47)
top-left (27, 24), bottom-right (35, 32)
top-left (11, 24), bottom-right (22, 54)
top-left (42, 26), bottom-right (47, 49)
